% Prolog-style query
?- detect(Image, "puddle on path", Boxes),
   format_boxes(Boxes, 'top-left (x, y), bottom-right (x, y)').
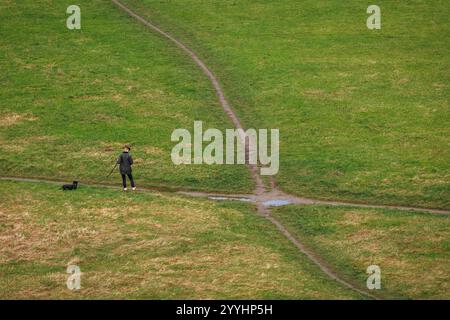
top-left (262, 199), bottom-right (292, 207)
top-left (207, 196), bottom-right (293, 207)
top-left (208, 196), bottom-right (253, 202)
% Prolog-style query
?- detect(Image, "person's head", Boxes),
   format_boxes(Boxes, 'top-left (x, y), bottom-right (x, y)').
top-left (123, 144), bottom-right (131, 152)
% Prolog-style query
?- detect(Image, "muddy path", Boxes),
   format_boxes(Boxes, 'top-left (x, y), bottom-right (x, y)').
top-left (180, 189), bottom-right (450, 216)
top-left (3, 176), bottom-right (448, 215)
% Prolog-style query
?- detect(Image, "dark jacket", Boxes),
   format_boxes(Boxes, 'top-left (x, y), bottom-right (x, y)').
top-left (117, 151), bottom-right (133, 175)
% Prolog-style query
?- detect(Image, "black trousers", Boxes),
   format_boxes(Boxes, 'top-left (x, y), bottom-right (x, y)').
top-left (121, 173), bottom-right (135, 188)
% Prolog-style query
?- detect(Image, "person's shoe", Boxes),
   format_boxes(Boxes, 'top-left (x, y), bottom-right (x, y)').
top-left (132, 187), bottom-right (136, 191)
top-left (123, 188), bottom-right (128, 191)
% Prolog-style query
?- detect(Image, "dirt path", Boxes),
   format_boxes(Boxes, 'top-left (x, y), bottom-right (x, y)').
top-left (3, 176), bottom-right (448, 215)
top-left (180, 189), bottom-right (450, 216)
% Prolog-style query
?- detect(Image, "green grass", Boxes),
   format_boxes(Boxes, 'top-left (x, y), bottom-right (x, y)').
top-left (121, 0), bottom-right (450, 209)
top-left (1, 0), bottom-right (448, 300)
top-left (272, 204), bottom-right (450, 299)
top-left (0, 0), bottom-right (253, 193)
top-left (0, 180), bottom-right (364, 299)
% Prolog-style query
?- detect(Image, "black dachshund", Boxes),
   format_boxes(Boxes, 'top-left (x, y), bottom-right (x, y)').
top-left (62, 181), bottom-right (78, 191)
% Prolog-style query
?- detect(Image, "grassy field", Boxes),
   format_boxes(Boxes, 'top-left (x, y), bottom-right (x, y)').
top-left (1, 0), bottom-right (448, 300)
top-left (272, 205), bottom-right (450, 299)
top-left (0, 180), bottom-right (365, 299)
top-left (121, 0), bottom-right (450, 209)
top-left (0, 0), bottom-right (252, 193)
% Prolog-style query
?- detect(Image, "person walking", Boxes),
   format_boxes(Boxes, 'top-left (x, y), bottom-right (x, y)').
top-left (117, 144), bottom-right (136, 191)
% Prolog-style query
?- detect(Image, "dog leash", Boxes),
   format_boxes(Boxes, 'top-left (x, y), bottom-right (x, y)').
top-left (107, 162), bottom-right (118, 178)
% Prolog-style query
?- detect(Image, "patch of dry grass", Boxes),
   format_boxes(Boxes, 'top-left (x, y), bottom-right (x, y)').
top-left (0, 113), bottom-right (38, 127)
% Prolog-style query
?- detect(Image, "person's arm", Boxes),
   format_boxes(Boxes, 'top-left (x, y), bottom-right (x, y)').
top-left (116, 154), bottom-right (122, 164)
top-left (129, 154), bottom-right (134, 165)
